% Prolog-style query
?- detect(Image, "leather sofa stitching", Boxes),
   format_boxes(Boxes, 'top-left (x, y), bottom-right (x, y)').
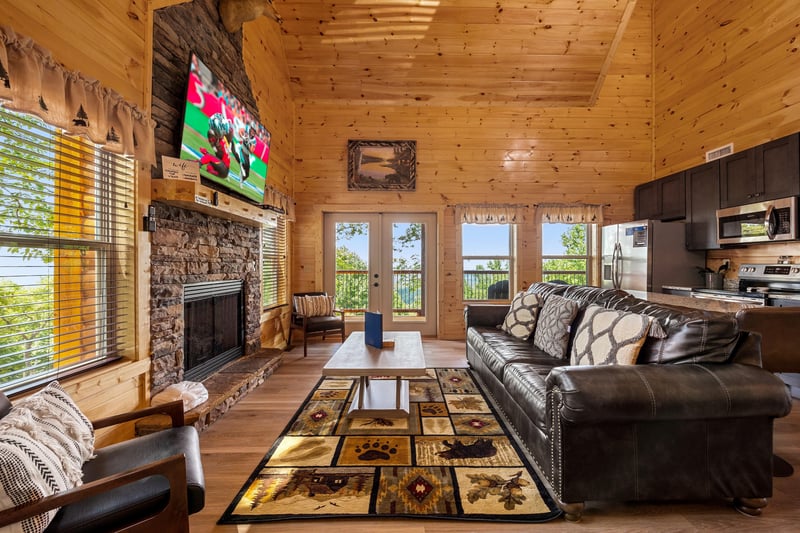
top-left (631, 367), bottom-right (657, 417)
top-left (696, 364), bottom-right (733, 414)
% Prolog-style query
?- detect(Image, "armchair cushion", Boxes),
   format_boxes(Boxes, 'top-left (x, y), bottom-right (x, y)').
top-left (45, 426), bottom-right (204, 532)
top-left (294, 294), bottom-right (335, 317)
top-left (0, 382), bottom-right (94, 533)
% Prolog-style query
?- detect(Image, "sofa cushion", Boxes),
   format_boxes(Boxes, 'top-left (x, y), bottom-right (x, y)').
top-left (467, 328), bottom-right (561, 381)
top-left (502, 363), bottom-right (549, 431)
top-left (533, 294), bottom-right (579, 359)
top-left (500, 291), bottom-right (542, 340)
top-left (570, 304), bottom-right (651, 366)
top-left (0, 382), bottom-right (94, 533)
top-left (606, 297), bottom-right (740, 364)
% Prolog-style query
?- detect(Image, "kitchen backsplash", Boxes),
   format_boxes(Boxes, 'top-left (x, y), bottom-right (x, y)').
top-left (706, 241), bottom-right (800, 286)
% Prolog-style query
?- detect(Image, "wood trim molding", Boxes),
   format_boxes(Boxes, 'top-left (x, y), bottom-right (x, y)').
top-left (148, 0), bottom-right (193, 11)
top-left (151, 179), bottom-right (272, 226)
top-left (589, 0), bottom-right (639, 106)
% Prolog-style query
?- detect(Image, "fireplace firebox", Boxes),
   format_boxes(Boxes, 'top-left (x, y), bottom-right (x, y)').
top-left (183, 280), bottom-right (244, 381)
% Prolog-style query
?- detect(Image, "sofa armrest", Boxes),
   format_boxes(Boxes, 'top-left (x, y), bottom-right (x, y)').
top-left (464, 304), bottom-right (510, 329)
top-left (91, 399), bottom-right (185, 429)
top-left (0, 454), bottom-right (190, 532)
top-left (545, 363), bottom-right (793, 424)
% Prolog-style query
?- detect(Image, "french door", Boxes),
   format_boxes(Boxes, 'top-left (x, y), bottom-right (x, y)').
top-left (323, 213), bottom-right (437, 335)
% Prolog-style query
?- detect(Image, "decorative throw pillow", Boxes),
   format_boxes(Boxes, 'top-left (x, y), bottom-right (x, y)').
top-left (533, 294), bottom-right (579, 359)
top-left (0, 382), bottom-right (94, 532)
top-left (570, 304), bottom-right (651, 366)
top-left (295, 295), bottom-right (334, 317)
top-left (500, 291), bottom-right (542, 340)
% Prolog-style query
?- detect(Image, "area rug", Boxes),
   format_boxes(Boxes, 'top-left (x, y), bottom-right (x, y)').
top-left (218, 368), bottom-right (562, 524)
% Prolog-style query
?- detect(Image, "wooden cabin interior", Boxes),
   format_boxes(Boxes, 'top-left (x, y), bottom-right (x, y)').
top-left (1, 0), bottom-right (800, 529)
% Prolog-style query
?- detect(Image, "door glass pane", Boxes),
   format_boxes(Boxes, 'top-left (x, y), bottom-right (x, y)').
top-left (392, 222), bottom-right (424, 319)
top-left (335, 222), bottom-right (369, 316)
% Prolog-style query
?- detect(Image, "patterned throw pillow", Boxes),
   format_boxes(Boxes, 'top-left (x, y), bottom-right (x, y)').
top-left (295, 294), bottom-right (334, 317)
top-left (0, 381), bottom-right (95, 532)
top-left (533, 294), bottom-right (579, 359)
top-left (500, 291), bottom-right (542, 340)
top-left (570, 304), bottom-right (651, 366)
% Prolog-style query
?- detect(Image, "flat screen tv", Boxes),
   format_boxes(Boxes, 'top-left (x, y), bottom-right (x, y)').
top-left (179, 52), bottom-right (271, 205)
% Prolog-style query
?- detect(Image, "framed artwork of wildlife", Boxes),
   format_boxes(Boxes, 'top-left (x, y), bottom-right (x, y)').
top-left (347, 140), bottom-right (416, 191)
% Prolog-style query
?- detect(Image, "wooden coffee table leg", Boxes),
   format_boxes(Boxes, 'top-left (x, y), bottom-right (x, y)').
top-left (395, 376), bottom-right (401, 408)
top-left (358, 376), bottom-right (367, 409)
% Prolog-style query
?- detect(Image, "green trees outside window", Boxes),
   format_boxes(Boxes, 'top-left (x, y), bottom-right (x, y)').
top-left (542, 224), bottom-right (590, 285)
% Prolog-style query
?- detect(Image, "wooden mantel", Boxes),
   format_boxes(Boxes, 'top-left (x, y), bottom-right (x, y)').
top-left (151, 179), bottom-right (271, 226)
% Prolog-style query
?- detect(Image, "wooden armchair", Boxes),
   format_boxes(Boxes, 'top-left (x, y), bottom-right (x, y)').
top-left (288, 291), bottom-right (345, 356)
top-left (0, 398), bottom-right (205, 533)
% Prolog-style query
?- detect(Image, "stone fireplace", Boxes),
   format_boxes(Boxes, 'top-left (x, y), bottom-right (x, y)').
top-left (149, 202), bottom-right (261, 396)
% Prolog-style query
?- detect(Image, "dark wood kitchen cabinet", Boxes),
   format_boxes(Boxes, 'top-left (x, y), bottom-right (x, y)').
top-left (685, 160), bottom-right (721, 250)
top-left (634, 180), bottom-right (659, 220)
top-left (634, 172), bottom-right (686, 221)
top-left (720, 133), bottom-right (800, 208)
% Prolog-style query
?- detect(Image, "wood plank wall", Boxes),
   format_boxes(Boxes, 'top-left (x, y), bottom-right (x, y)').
top-left (242, 18), bottom-right (297, 348)
top-left (290, 0), bottom-right (653, 339)
top-left (0, 0), bottom-right (151, 444)
top-left (654, 1), bottom-right (800, 271)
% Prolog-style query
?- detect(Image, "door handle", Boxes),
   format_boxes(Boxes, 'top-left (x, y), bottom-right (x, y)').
top-left (373, 282), bottom-right (379, 287)
top-left (610, 243), bottom-right (619, 289)
top-left (613, 243), bottom-right (623, 289)
top-left (765, 204), bottom-right (777, 240)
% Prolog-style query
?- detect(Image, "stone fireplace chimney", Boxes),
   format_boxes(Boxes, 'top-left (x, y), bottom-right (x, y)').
top-left (149, 202), bottom-right (261, 396)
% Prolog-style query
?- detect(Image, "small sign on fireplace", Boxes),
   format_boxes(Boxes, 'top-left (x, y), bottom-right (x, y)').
top-left (162, 155), bottom-right (199, 181)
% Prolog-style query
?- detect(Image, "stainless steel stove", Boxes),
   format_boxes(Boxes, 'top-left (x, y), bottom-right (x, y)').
top-left (692, 263), bottom-right (800, 307)
top-left (738, 263), bottom-right (800, 307)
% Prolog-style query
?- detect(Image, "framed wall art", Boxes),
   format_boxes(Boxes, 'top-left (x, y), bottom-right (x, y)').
top-left (347, 140), bottom-right (416, 191)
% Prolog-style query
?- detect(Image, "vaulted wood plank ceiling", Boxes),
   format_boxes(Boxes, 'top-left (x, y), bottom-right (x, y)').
top-left (271, 0), bottom-right (637, 106)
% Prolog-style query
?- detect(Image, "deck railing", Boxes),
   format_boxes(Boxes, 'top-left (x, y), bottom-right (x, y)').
top-left (335, 269), bottom-right (423, 316)
top-left (335, 268), bottom-right (587, 312)
top-left (541, 271), bottom-right (587, 285)
top-left (463, 270), bottom-right (508, 300)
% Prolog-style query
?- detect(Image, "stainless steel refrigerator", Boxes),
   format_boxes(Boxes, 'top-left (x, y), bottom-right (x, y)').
top-left (601, 220), bottom-right (705, 293)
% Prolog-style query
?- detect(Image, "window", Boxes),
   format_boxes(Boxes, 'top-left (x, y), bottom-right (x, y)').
top-left (261, 213), bottom-right (287, 309)
top-left (0, 107), bottom-right (135, 394)
top-left (462, 223), bottom-right (513, 300)
top-left (541, 223), bottom-right (592, 285)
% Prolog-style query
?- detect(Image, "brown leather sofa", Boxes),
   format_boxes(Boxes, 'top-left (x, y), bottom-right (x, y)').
top-left (466, 282), bottom-right (792, 521)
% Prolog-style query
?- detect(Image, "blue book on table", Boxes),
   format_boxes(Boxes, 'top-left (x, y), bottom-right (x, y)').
top-left (364, 311), bottom-right (383, 348)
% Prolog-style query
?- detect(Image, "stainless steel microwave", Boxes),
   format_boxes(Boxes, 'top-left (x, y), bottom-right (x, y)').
top-left (716, 196), bottom-right (798, 245)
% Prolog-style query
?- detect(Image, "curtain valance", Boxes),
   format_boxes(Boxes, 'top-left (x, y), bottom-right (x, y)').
top-left (455, 204), bottom-right (526, 224)
top-left (537, 203), bottom-right (604, 224)
top-left (264, 185), bottom-right (296, 221)
top-left (0, 26), bottom-right (156, 164)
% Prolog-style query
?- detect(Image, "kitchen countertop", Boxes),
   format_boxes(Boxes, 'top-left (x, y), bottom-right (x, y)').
top-left (627, 290), bottom-right (757, 313)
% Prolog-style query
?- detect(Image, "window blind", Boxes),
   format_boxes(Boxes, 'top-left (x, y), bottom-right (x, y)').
top-left (262, 213), bottom-right (287, 309)
top-left (0, 107), bottom-right (135, 394)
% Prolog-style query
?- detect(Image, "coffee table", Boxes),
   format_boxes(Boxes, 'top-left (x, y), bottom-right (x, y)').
top-left (322, 331), bottom-right (427, 417)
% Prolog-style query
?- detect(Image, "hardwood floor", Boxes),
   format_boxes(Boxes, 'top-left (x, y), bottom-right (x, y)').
top-left (191, 339), bottom-right (800, 532)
